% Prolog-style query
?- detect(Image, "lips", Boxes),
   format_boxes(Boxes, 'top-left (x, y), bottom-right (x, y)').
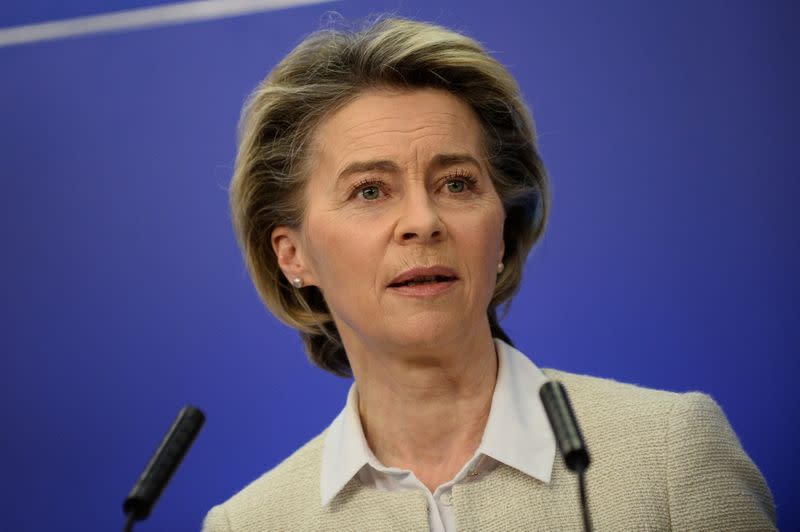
top-left (388, 266), bottom-right (458, 288)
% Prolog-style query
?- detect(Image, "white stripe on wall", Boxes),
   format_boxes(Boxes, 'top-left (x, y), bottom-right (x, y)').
top-left (0, 0), bottom-right (336, 48)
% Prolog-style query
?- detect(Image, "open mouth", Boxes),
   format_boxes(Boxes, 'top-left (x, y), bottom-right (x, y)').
top-left (388, 275), bottom-right (456, 288)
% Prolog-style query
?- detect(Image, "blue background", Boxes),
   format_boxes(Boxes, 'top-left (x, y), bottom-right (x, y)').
top-left (1, 1), bottom-right (797, 530)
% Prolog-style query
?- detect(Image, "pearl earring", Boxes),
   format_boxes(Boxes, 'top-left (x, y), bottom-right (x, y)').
top-left (291, 277), bottom-right (303, 288)
top-left (497, 262), bottom-right (505, 274)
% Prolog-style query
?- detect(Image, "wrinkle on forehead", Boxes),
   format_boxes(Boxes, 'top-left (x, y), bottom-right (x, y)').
top-left (309, 89), bottom-right (486, 184)
top-left (338, 109), bottom-right (466, 137)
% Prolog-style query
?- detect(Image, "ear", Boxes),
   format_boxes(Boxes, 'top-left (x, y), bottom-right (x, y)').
top-left (498, 230), bottom-right (506, 265)
top-left (271, 226), bottom-right (318, 287)
top-left (498, 210), bottom-right (507, 264)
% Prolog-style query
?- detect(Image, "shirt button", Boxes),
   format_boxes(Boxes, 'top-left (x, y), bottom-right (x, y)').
top-left (441, 492), bottom-right (452, 506)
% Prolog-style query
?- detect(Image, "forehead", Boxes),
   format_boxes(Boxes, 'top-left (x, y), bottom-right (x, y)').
top-left (310, 88), bottom-right (485, 173)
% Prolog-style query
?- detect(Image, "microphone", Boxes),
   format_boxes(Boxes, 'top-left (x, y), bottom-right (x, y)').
top-left (539, 381), bottom-right (592, 532)
top-left (123, 406), bottom-right (205, 531)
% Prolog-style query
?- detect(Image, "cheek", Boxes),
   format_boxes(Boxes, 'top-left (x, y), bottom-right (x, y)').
top-left (463, 205), bottom-right (505, 261)
top-left (304, 214), bottom-right (379, 294)
top-left (449, 206), bottom-right (504, 292)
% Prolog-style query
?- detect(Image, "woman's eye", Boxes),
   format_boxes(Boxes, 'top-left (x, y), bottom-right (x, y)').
top-left (350, 179), bottom-right (388, 202)
top-left (445, 179), bottom-right (467, 193)
top-left (359, 185), bottom-right (381, 200)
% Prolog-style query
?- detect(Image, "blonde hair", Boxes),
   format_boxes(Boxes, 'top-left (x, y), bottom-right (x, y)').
top-left (231, 17), bottom-right (550, 376)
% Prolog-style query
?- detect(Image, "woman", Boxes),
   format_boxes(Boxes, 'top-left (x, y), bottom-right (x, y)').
top-left (204, 18), bottom-right (775, 531)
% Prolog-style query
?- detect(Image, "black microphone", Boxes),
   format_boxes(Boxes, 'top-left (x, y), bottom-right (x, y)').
top-left (123, 406), bottom-right (205, 531)
top-left (539, 381), bottom-right (592, 532)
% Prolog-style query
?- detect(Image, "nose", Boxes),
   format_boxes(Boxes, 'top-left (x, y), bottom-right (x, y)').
top-left (394, 187), bottom-right (446, 244)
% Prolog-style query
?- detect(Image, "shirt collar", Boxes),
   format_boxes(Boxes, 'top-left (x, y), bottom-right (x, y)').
top-left (477, 338), bottom-right (556, 483)
top-left (320, 384), bottom-right (373, 506)
top-left (319, 338), bottom-right (556, 506)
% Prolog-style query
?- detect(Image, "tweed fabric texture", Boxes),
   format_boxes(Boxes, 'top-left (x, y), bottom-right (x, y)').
top-left (203, 369), bottom-right (775, 531)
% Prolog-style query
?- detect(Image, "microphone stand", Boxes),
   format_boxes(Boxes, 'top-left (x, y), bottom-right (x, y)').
top-left (540, 381), bottom-right (592, 532)
top-left (124, 512), bottom-right (136, 532)
top-left (577, 466), bottom-right (591, 532)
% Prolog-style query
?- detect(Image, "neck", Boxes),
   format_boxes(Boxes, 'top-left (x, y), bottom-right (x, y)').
top-left (344, 324), bottom-right (498, 492)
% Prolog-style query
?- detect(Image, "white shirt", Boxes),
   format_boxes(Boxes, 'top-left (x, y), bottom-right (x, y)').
top-left (320, 338), bottom-right (557, 532)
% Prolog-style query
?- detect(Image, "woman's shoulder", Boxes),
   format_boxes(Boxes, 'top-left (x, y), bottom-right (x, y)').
top-left (542, 368), bottom-right (776, 529)
top-left (542, 367), bottom-right (711, 428)
top-left (203, 430), bottom-right (327, 531)
top-left (542, 368), bottom-right (736, 450)
top-left (544, 367), bottom-right (684, 403)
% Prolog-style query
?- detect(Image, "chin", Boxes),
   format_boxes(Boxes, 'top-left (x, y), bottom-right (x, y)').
top-left (385, 312), bottom-right (468, 349)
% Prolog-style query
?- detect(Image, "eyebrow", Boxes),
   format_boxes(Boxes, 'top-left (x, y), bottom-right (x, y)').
top-left (430, 153), bottom-right (483, 170)
top-left (336, 160), bottom-right (400, 184)
top-left (335, 153), bottom-right (482, 184)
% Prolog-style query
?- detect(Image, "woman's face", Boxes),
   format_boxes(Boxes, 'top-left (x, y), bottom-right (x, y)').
top-left (275, 88), bottom-right (505, 357)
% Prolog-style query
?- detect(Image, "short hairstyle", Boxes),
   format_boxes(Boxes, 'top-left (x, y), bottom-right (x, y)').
top-left (231, 17), bottom-right (550, 377)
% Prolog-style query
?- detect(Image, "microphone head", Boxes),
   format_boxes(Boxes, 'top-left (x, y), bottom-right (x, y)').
top-left (123, 405), bottom-right (205, 520)
top-left (539, 381), bottom-right (590, 473)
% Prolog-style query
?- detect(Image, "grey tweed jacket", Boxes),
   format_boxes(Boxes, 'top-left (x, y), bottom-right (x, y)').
top-left (203, 369), bottom-right (776, 531)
